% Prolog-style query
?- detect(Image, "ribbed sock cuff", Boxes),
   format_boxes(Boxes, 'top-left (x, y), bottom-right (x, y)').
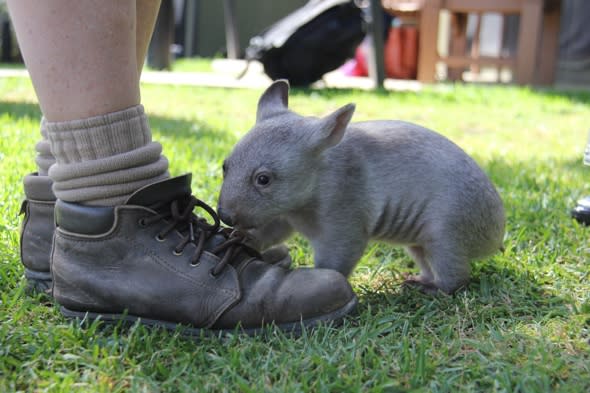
top-left (35, 119), bottom-right (56, 176)
top-left (46, 105), bottom-right (152, 163)
top-left (46, 105), bottom-right (169, 205)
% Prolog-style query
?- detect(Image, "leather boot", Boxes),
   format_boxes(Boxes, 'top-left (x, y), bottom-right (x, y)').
top-left (51, 174), bottom-right (357, 334)
top-left (19, 173), bottom-right (289, 296)
top-left (20, 173), bottom-right (55, 293)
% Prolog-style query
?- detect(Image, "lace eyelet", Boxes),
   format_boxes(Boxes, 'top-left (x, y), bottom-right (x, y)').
top-left (155, 234), bottom-right (166, 242)
top-left (209, 270), bottom-right (220, 279)
top-left (173, 249), bottom-right (184, 256)
top-left (138, 218), bottom-right (147, 227)
top-left (189, 260), bottom-right (200, 267)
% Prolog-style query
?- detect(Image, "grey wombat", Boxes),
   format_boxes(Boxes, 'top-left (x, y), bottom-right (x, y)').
top-left (218, 80), bottom-right (505, 294)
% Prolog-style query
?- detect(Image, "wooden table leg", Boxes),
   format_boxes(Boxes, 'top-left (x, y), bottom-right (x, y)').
top-left (417, 0), bottom-right (442, 82)
top-left (448, 12), bottom-right (468, 81)
top-left (515, 0), bottom-right (543, 84)
top-left (535, 1), bottom-right (561, 85)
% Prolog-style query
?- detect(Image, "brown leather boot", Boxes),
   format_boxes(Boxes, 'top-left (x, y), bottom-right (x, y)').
top-left (20, 173), bottom-right (55, 294)
top-left (51, 174), bottom-right (357, 334)
top-left (19, 173), bottom-right (290, 297)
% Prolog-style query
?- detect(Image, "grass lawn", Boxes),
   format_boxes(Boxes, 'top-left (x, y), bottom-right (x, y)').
top-left (1, 75), bottom-right (589, 392)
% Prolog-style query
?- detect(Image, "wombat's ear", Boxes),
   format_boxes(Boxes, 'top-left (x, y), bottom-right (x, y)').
top-left (313, 103), bottom-right (356, 150)
top-left (256, 79), bottom-right (289, 122)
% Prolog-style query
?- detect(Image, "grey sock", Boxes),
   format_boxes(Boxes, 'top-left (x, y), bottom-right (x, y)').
top-left (46, 105), bottom-right (169, 206)
top-left (35, 119), bottom-right (56, 176)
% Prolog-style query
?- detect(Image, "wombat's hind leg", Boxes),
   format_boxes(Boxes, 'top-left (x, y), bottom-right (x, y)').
top-left (404, 244), bottom-right (470, 295)
top-left (428, 244), bottom-right (471, 294)
top-left (403, 245), bottom-right (438, 295)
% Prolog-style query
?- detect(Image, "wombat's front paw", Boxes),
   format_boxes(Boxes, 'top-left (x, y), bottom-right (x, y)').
top-left (260, 244), bottom-right (292, 269)
top-left (402, 275), bottom-right (444, 296)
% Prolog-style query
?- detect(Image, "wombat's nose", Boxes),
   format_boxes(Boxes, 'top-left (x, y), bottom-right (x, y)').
top-left (217, 207), bottom-right (234, 226)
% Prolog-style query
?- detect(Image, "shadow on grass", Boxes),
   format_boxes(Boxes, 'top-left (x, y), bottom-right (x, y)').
top-left (0, 101), bottom-right (41, 119)
top-left (354, 259), bottom-right (579, 340)
top-left (151, 114), bottom-right (236, 146)
top-left (0, 99), bottom-right (237, 151)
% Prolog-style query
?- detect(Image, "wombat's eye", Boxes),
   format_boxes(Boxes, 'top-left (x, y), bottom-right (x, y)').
top-left (222, 161), bottom-right (227, 175)
top-left (255, 173), bottom-right (271, 186)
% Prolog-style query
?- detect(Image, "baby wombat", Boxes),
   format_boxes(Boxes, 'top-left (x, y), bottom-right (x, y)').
top-left (218, 80), bottom-right (505, 294)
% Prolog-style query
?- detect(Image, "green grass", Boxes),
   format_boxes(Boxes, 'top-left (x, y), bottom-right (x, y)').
top-left (1, 76), bottom-right (589, 392)
top-left (0, 62), bottom-right (25, 70)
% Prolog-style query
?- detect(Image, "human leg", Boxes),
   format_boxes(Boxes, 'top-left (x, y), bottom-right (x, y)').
top-left (26, 0), bottom-right (161, 173)
top-left (9, 0), bottom-right (167, 205)
top-left (22, 0), bottom-right (159, 176)
top-left (15, 0), bottom-right (166, 291)
top-left (8, 0), bottom-right (167, 204)
top-left (7, 0), bottom-right (140, 121)
top-left (10, 0), bottom-right (167, 204)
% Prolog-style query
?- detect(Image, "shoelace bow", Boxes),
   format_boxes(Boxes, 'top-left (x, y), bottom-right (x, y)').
top-left (140, 195), bottom-right (253, 277)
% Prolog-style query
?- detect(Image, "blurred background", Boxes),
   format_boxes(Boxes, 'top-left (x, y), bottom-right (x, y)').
top-left (0, 0), bottom-right (588, 89)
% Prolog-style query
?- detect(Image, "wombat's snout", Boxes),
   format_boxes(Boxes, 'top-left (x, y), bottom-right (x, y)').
top-left (217, 206), bottom-right (234, 226)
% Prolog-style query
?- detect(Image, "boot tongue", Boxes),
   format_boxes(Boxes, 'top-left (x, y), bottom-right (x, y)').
top-left (125, 174), bottom-right (192, 208)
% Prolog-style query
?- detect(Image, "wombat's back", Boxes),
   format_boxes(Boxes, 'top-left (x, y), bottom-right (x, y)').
top-left (323, 120), bottom-right (505, 259)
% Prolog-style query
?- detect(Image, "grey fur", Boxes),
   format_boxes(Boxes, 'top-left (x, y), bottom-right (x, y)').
top-left (218, 80), bottom-right (505, 294)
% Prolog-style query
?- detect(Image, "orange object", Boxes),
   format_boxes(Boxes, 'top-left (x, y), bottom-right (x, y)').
top-left (384, 26), bottom-right (419, 79)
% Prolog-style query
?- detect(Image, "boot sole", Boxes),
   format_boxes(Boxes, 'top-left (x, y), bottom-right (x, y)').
top-left (24, 268), bottom-right (52, 295)
top-left (59, 296), bottom-right (358, 337)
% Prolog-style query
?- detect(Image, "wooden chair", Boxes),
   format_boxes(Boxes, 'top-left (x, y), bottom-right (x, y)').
top-left (417, 0), bottom-right (561, 85)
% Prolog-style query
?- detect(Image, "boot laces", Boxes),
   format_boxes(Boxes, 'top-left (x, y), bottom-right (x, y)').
top-left (140, 195), bottom-right (254, 276)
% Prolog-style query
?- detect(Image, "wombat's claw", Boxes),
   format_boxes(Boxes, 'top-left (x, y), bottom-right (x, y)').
top-left (261, 244), bottom-right (292, 269)
top-left (271, 255), bottom-right (292, 269)
top-left (402, 275), bottom-right (441, 295)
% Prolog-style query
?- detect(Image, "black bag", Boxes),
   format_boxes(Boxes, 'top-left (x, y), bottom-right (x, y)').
top-left (245, 0), bottom-right (366, 86)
